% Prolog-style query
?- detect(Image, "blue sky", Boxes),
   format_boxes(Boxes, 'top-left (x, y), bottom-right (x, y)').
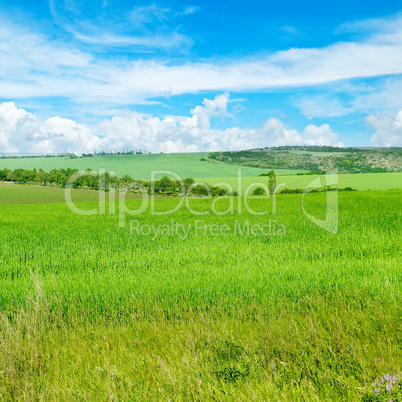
top-left (1, 0), bottom-right (402, 154)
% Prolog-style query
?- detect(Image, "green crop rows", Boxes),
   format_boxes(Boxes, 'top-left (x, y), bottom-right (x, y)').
top-left (0, 188), bottom-right (401, 400)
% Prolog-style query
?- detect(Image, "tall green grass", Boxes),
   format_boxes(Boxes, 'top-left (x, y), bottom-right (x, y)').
top-left (0, 191), bottom-right (401, 400)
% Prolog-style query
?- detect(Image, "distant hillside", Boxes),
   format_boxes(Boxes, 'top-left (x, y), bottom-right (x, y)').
top-left (0, 152), bottom-right (303, 180)
top-left (1, 147), bottom-right (401, 179)
top-left (208, 146), bottom-right (402, 174)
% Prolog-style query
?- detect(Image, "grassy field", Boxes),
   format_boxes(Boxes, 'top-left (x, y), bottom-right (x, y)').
top-left (1, 153), bottom-right (401, 195)
top-left (1, 170), bottom-right (400, 207)
top-left (201, 172), bottom-right (402, 193)
top-left (0, 189), bottom-right (401, 400)
top-left (0, 183), bottom-right (102, 205)
top-left (0, 153), bottom-right (303, 180)
top-left (0, 183), bottom-right (145, 205)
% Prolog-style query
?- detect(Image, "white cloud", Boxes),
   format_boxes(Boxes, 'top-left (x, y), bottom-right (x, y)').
top-left (0, 95), bottom-right (344, 154)
top-left (303, 124), bottom-right (344, 146)
top-left (366, 110), bottom-right (402, 147)
top-left (0, 102), bottom-right (101, 155)
top-left (0, 102), bottom-right (30, 153)
top-left (190, 93), bottom-right (230, 129)
top-left (39, 117), bottom-right (101, 154)
top-left (260, 118), bottom-right (302, 146)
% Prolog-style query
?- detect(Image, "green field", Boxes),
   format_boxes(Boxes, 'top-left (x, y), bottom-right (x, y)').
top-left (1, 170), bottom-right (400, 206)
top-left (0, 187), bottom-right (401, 400)
top-left (0, 153), bottom-right (302, 180)
top-left (0, 183), bottom-right (144, 205)
top-left (2, 153), bottom-right (401, 195)
top-left (201, 172), bottom-right (402, 193)
top-left (0, 183), bottom-right (102, 205)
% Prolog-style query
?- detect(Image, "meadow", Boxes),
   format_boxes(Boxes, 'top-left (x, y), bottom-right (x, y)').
top-left (0, 153), bottom-right (299, 180)
top-left (200, 172), bottom-right (402, 193)
top-left (0, 187), bottom-right (401, 400)
top-left (0, 183), bottom-right (103, 205)
top-left (0, 183), bottom-right (145, 205)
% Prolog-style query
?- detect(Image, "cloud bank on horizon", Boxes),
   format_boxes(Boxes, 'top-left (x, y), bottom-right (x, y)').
top-left (0, 94), bottom-right (347, 154)
top-left (0, 0), bottom-right (402, 153)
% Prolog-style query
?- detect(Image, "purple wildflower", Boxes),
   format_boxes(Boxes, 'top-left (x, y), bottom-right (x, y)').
top-left (371, 372), bottom-right (402, 398)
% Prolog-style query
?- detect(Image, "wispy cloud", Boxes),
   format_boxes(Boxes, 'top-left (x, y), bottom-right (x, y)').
top-left (49, 0), bottom-right (193, 50)
top-left (1, 8), bottom-right (402, 129)
top-left (280, 25), bottom-right (305, 38)
top-left (2, 10), bottom-right (402, 109)
top-left (293, 75), bottom-right (402, 119)
top-left (293, 94), bottom-right (353, 119)
top-left (336, 13), bottom-right (402, 37)
top-left (183, 6), bottom-right (201, 15)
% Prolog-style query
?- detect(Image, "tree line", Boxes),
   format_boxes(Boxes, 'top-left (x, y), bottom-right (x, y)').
top-left (0, 149), bottom-right (150, 160)
top-left (0, 168), bottom-right (237, 196)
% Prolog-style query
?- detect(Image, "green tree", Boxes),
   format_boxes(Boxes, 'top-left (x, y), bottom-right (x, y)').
top-left (268, 170), bottom-right (276, 194)
top-left (154, 176), bottom-right (179, 194)
top-left (252, 187), bottom-right (266, 196)
top-left (183, 178), bottom-right (195, 194)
